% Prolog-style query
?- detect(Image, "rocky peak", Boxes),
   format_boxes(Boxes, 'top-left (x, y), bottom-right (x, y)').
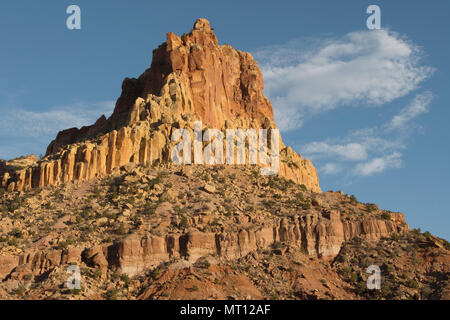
top-left (116, 18), bottom-right (273, 129)
top-left (1, 19), bottom-right (321, 193)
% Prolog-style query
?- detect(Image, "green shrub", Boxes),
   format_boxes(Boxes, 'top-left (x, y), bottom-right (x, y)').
top-left (70, 288), bottom-right (81, 295)
top-left (390, 233), bottom-right (399, 241)
top-left (93, 269), bottom-right (103, 279)
top-left (106, 289), bottom-right (119, 300)
top-left (9, 228), bottom-right (23, 238)
top-left (120, 273), bottom-right (131, 285)
top-left (365, 203), bottom-right (378, 212)
top-left (405, 279), bottom-right (419, 289)
top-left (295, 192), bottom-right (305, 201)
top-left (150, 268), bottom-right (161, 280)
top-left (380, 212), bottom-right (391, 220)
top-left (195, 257), bottom-right (211, 269)
top-left (443, 240), bottom-right (450, 250)
top-left (263, 200), bottom-right (276, 209)
top-left (179, 216), bottom-right (189, 228)
top-left (380, 285), bottom-right (393, 299)
top-left (14, 286), bottom-right (26, 296)
top-left (115, 223), bottom-right (127, 235)
top-left (301, 202), bottom-right (311, 210)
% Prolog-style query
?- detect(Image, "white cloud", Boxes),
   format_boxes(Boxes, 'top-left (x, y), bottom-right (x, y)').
top-left (0, 101), bottom-right (114, 138)
top-left (303, 142), bottom-right (368, 161)
top-left (321, 163), bottom-right (343, 175)
top-left (354, 152), bottom-right (402, 176)
top-left (301, 92), bottom-right (432, 177)
top-left (389, 91), bottom-right (432, 129)
top-left (254, 30), bottom-right (434, 131)
top-left (0, 101), bottom-right (114, 159)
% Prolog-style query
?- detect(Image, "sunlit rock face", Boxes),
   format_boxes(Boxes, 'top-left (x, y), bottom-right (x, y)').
top-left (1, 18), bottom-right (321, 193)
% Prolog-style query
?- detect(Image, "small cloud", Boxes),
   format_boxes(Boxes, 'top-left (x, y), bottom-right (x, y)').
top-left (321, 163), bottom-right (342, 175)
top-left (389, 91), bottom-right (433, 129)
top-left (354, 152), bottom-right (402, 176)
top-left (303, 142), bottom-right (368, 161)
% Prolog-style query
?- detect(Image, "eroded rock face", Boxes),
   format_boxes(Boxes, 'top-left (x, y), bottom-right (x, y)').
top-left (0, 211), bottom-right (407, 279)
top-left (0, 18), bottom-right (321, 193)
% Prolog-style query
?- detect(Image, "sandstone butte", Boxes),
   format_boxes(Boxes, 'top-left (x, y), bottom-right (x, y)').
top-left (0, 18), bottom-right (320, 194)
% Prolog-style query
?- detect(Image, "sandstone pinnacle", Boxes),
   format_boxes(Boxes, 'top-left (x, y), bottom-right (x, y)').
top-left (0, 18), bottom-right (321, 193)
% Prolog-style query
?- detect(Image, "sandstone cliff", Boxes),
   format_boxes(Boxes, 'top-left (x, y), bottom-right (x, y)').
top-left (0, 18), bottom-right (321, 193)
top-left (0, 210), bottom-right (406, 280)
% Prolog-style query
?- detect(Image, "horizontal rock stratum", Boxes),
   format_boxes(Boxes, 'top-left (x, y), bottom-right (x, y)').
top-left (0, 18), bottom-right (321, 193)
top-left (0, 210), bottom-right (406, 279)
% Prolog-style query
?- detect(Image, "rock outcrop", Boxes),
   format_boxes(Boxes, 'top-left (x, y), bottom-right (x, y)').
top-left (0, 18), bottom-right (321, 193)
top-left (0, 211), bottom-right (406, 279)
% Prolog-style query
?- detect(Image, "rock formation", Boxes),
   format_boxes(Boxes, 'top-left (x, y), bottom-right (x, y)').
top-left (0, 210), bottom-right (407, 279)
top-left (0, 18), bottom-right (321, 193)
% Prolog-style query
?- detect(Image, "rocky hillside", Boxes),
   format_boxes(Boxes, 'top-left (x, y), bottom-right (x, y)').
top-left (0, 19), bottom-right (448, 300)
top-left (0, 163), bottom-right (448, 299)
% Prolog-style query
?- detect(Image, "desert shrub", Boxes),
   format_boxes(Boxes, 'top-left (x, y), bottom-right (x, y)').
top-left (150, 268), bottom-right (160, 280)
top-left (14, 286), bottom-right (26, 296)
top-left (390, 233), bottom-right (399, 241)
top-left (8, 195), bottom-right (23, 211)
top-left (295, 192), bottom-right (305, 201)
top-left (195, 257), bottom-right (211, 269)
top-left (443, 240), bottom-right (450, 250)
top-left (57, 237), bottom-right (74, 250)
top-left (355, 280), bottom-right (368, 296)
top-left (380, 212), bottom-right (391, 220)
top-left (380, 285), bottom-right (393, 299)
top-left (420, 286), bottom-right (434, 299)
top-left (405, 278), bottom-right (419, 289)
top-left (336, 253), bottom-right (347, 263)
top-left (365, 203), bottom-right (378, 213)
top-left (142, 202), bottom-right (157, 215)
top-left (105, 289), bottom-right (119, 300)
top-left (179, 216), bottom-right (189, 228)
top-left (93, 269), bottom-right (103, 279)
top-left (340, 266), bottom-right (352, 277)
top-left (115, 223), bottom-right (127, 235)
top-left (104, 211), bottom-right (117, 220)
top-left (70, 288), bottom-right (81, 295)
top-left (263, 200), bottom-right (276, 209)
top-left (271, 241), bottom-right (283, 250)
top-left (9, 228), bottom-right (23, 238)
top-left (120, 273), bottom-right (131, 285)
top-left (301, 202), bottom-right (311, 210)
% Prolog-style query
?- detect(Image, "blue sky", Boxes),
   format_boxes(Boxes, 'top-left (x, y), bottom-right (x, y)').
top-left (0, 1), bottom-right (448, 239)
